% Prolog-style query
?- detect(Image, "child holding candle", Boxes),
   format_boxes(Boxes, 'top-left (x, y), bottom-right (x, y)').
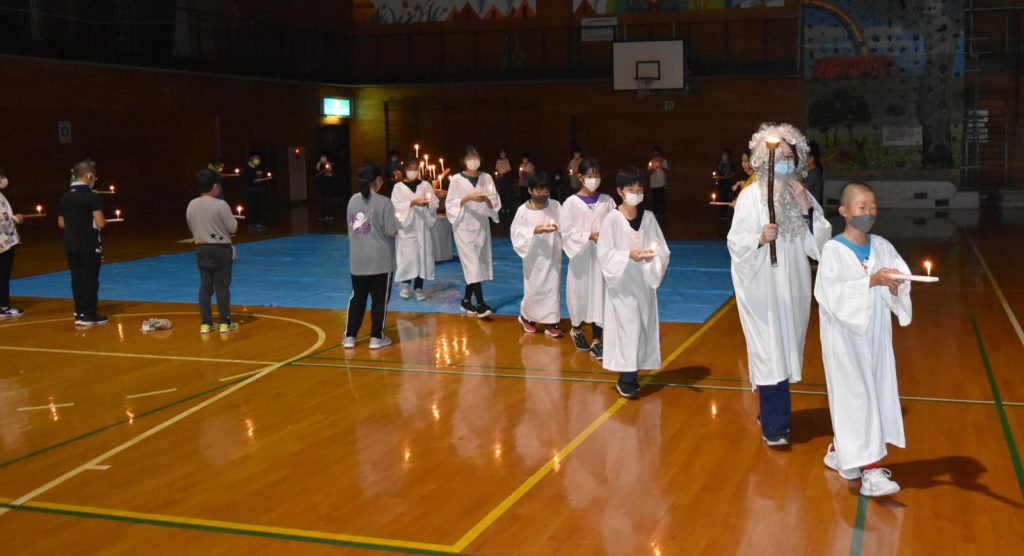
top-left (393, 156), bottom-right (438, 301)
top-left (187, 169), bottom-right (240, 334)
top-left (597, 167), bottom-right (670, 399)
top-left (0, 167), bottom-right (25, 318)
top-left (344, 162), bottom-right (400, 349)
top-left (446, 145), bottom-right (501, 318)
top-left (814, 182), bottom-right (911, 497)
top-left (561, 157), bottom-right (616, 359)
top-left (728, 123), bottom-right (831, 446)
top-left (511, 170), bottom-right (563, 337)
top-left (58, 161), bottom-right (108, 326)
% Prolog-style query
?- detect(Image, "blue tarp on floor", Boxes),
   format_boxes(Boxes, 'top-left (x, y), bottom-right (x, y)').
top-left (12, 234), bottom-right (734, 323)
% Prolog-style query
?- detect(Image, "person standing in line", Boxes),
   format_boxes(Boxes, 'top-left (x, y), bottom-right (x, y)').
top-left (446, 145), bottom-right (501, 318)
top-left (392, 156), bottom-right (438, 301)
top-left (315, 154), bottom-right (336, 222)
top-left (58, 161), bottom-right (108, 326)
top-left (648, 146), bottom-right (669, 217)
top-left (0, 166), bottom-right (25, 319)
top-left (511, 170), bottom-right (563, 338)
top-left (241, 154), bottom-right (269, 231)
top-left (344, 162), bottom-right (400, 349)
top-left (494, 147), bottom-right (514, 218)
top-left (186, 169), bottom-right (239, 334)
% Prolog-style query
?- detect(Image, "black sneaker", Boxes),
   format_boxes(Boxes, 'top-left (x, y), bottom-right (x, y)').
top-left (590, 341), bottom-right (603, 360)
top-left (78, 314), bottom-right (109, 326)
top-left (0, 306), bottom-right (24, 319)
top-left (476, 303), bottom-right (494, 318)
top-left (461, 299), bottom-right (478, 315)
top-left (615, 381), bottom-right (641, 399)
top-left (570, 327), bottom-right (590, 351)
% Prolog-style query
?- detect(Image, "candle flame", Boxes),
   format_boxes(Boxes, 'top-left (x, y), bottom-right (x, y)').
top-left (115, 209), bottom-right (121, 218)
top-left (237, 205), bottom-right (243, 214)
top-left (924, 260), bottom-right (933, 276)
top-left (36, 205), bottom-right (43, 213)
top-left (766, 135), bottom-right (781, 147)
top-left (712, 192), bottom-right (717, 202)
top-left (110, 185), bottom-right (115, 192)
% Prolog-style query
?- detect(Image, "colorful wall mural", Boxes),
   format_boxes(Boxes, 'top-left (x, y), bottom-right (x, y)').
top-left (802, 0), bottom-right (965, 171)
top-left (359, 1), bottom-right (536, 24)
top-left (572, 0), bottom-right (783, 14)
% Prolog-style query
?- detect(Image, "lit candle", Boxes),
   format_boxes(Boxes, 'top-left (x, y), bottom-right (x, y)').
top-left (712, 192), bottom-right (717, 203)
top-left (548, 218), bottom-right (556, 228)
top-left (109, 185), bottom-right (116, 193)
top-left (439, 158), bottom-right (445, 173)
top-left (424, 154), bottom-right (429, 166)
top-left (414, 144), bottom-right (420, 159)
top-left (924, 260), bottom-right (933, 277)
top-left (234, 167), bottom-right (240, 174)
top-left (267, 172), bottom-right (272, 178)
top-left (115, 209), bottom-right (121, 219)
top-left (36, 205), bottom-right (43, 215)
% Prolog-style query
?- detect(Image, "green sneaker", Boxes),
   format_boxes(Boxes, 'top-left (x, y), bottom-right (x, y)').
top-left (219, 322), bottom-right (239, 333)
top-left (200, 324), bottom-right (212, 334)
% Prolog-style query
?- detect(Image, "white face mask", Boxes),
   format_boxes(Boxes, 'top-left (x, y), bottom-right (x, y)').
top-left (624, 192), bottom-right (644, 206)
top-left (0, 177), bottom-right (7, 190)
top-left (582, 177), bottom-right (600, 191)
top-left (465, 158), bottom-right (481, 171)
top-left (405, 170), bottom-right (420, 180)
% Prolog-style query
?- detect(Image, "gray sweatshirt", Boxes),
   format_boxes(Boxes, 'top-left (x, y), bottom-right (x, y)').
top-left (186, 195), bottom-right (238, 244)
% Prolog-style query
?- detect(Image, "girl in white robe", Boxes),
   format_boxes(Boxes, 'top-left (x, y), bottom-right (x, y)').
top-left (445, 144), bottom-right (501, 318)
top-left (728, 123), bottom-right (831, 445)
top-left (815, 182), bottom-right (910, 498)
top-left (511, 170), bottom-right (563, 337)
top-left (392, 156), bottom-right (439, 301)
top-left (561, 157), bottom-right (616, 359)
top-left (597, 166), bottom-right (670, 399)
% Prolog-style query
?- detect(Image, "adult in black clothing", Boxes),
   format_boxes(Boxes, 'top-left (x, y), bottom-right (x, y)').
top-left (714, 149), bottom-right (738, 218)
top-left (241, 154), bottom-right (269, 231)
top-left (315, 154), bottom-right (336, 221)
top-left (58, 161), bottom-right (108, 326)
top-left (805, 141), bottom-right (825, 207)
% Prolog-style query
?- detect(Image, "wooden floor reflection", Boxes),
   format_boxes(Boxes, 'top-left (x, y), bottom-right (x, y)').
top-left (1, 208), bottom-right (1023, 554)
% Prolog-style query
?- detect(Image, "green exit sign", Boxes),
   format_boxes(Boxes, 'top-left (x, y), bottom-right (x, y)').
top-left (322, 97), bottom-right (351, 117)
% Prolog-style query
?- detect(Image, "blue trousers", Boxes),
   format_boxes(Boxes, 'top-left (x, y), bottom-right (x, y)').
top-left (758, 379), bottom-right (791, 438)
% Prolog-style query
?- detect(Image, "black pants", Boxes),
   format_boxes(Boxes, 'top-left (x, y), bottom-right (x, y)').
top-left (653, 187), bottom-right (666, 216)
top-left (197, 245), bottom-right (233, 325)
top-left (67, 251), bottom-right (101, 316)
top-left (0, 246), bottom-right (14, 307)
top-left (572, 321), bottom-right (603, 341)
top-left (247, 190), bottom-right (265, 225)
top-left (758, 379), bottom-right (792, 438)
top-left (316, 179), bottom-right (332, 218)
top-left (463, 282), bottom-right (486, 305)
top-left (346, 272), bottom-right (392, 339)
top-left (404, 277), bottom-right (424, 289)
top-left (715, 179), bottom-right (733, 218)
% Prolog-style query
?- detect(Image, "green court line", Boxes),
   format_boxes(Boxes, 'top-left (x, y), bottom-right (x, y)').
top-left (0, 379), bottom-right (242, 470)
top-left (0, 502), bottom-right (458, 555)
top-left (850, 495), bottom-right (869, 556)
top-left (970, 314), bottom-right (1024, 500)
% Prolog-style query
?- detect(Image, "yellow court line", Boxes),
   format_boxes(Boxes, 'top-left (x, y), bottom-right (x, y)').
top-left (450, 298), bottom-right (736, 552)
top-left (966, 233), bottom-right (1024, 351)
top-left (5, 499), bottom-right (454, 554)
top-left (0, 313), bottom-right (326, 519)
top-left (0, 345), bottom-right (275, 366)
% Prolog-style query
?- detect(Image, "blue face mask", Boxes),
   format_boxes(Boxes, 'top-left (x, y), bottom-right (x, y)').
top-left (773, 160), bottom-right (795, 175)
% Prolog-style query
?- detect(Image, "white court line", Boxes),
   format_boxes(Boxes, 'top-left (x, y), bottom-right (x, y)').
top-left (17, 403), bottom-right (74, 412)
top-left (86, 465), bottom-right (111, 471)
top-left (291, 362), bottom-right (1004, 406)
top-left (125, 388), bottom-right (178, 400)
top-left (0, 345), bottom-right (275, 366)
top-left (0, 313), bottom-right (326, 519)
top-left (966, 232), bottom-right (1024, 350)
top-left (218, 370), bottom-right (263, 382)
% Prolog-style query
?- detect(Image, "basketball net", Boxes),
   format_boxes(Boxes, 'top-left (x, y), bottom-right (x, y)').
top-left (636, 78), bottom-right (653, 98)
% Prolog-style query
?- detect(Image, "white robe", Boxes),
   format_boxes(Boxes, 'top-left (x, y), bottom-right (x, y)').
top-left (597, 210), bottom-right (670, 373)
top-left (815, 235), bottom-right (911, 469)
top-left (560, 193), bottom-right (616, 327)
top-left (727, 181), bottom-right (831, 386)
top-left (445, 172), bottom-right (501, 284)
top-left (392, 180), bottom-right (438, 282)
top-left (511, 200), bottom-right (563, 324)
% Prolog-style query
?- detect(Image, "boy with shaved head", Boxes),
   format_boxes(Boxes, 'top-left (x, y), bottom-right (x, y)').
top-left (814, 182), bottom-right (913, 497)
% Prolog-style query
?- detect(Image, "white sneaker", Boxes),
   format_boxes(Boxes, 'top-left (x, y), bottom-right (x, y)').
top-left (860, 468), bottom-right (900, 497)
top-left (399, 283), bottom-right (411, 299)
top-left (414, 289), bottom-right (426, 301)
top-left (369, 336), bottom-right (393, 350)
top-left (342, 336), bottom-right (356, 348)
top-left (823, 444), bottom-right (862, 480)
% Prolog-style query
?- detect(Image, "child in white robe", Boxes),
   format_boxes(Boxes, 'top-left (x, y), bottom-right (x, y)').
top-left (597, 166), bottom-right (670, 399)
top-left (445, 144), bottom-right (501, 318)
top-left (511, 170), bottom-right (564, 337)
top-left (561, 157), bottom-right (616, 359)
top-left (392, 156), bottom-right (439, 301)
top-left (815, 182), bottom-right (911, 497)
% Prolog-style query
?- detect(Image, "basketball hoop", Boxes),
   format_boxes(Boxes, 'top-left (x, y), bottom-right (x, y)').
top-left (636, 78), bottom-right (653, 97)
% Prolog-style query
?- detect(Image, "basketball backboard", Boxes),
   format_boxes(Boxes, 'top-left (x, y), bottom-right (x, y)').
top-left (612, 40), bottom-right (686, 91)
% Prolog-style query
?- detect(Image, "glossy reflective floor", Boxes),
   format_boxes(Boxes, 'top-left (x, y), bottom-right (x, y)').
top-left (1, 206), bottom-right (1023, 555)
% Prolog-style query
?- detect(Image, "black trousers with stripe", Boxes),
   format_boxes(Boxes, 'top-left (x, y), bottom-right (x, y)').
top-left (345, 272), bottom-right (392, 339)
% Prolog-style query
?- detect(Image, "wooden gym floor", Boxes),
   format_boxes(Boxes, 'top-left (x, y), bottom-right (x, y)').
top-left (0, 207), bottom-right (1023, 555)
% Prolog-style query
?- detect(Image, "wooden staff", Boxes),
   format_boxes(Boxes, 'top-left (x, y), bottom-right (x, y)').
top-left (765, 137), bottom-right (780, 267)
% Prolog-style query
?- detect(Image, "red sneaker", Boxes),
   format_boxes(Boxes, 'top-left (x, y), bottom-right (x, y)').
top-left (518, 315), bottom-right (538, 333)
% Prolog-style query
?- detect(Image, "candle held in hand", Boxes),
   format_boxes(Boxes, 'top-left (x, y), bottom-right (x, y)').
top-left (924, 260), bottom-right (933, 277)
top-left (36, 205), bottom-right (43, 214)
top-left (115, 209), bottom-right (121, 219)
